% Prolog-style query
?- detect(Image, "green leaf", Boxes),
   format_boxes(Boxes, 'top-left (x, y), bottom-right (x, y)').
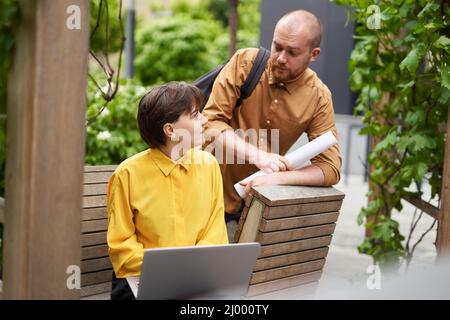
top-left (434, 36), bottom-right (450, 49)
top-left (410, 134), bottom-right (436, 152)
top-left (441, 66), bottom-right (450, 90)
top-left (399, 43), bottom-right (427, 73)
top-left (415, 162), bottom-right (428, 182)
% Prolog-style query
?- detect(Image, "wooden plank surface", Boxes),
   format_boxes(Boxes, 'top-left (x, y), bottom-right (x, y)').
top-left (3, 0), bottom-right (89, 299)
top-left (81, 257), bottom-right (112, 273)
top-left (264, 200), bottom-right (343, 219)
top-left (83, 183), bottom-right (108, 196)
top-left (80, 282), bottom-right (112, 297)
top-left (83, 195), bottom-right (107, 209)
top-left (257, 224), bottom-right (336, 245)
top-left (250, 185), bottom-right (345, 206)
top-left (83, 207), bottom-right (107, 221)
top-left (250, 259), bottom-right (325, 284)
top-left (260, 211), bottom-right (339, 232)
top-left (259, 235), bottom-right (332, 258)
top-left (254, 247), bottom-right (329, 271)
top-left (81, 232), bottom-right (107, 247)
top-left (246, 270), bottom-right (322, 297)
top-left (82, 244), bottom-right (109, 260)
top-left (81, 270), bottom-right (113, 287)
top-left (81, 219), bottom-right (108, 233)
top-left (237, 198), bottom-right (266, 243)
top-left (438, 103), bottom-right (450, 255)
top-left (83, 171), bottom-right (114, 184)
top-left (84, 165), bottom-right (117, 173)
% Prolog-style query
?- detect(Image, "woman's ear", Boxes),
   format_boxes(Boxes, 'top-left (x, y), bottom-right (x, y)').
top-left (163, 123), bottom-right (175, 141)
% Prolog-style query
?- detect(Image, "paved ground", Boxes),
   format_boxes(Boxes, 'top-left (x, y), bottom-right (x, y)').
top-left (83, 174), bottom-right (440, 300)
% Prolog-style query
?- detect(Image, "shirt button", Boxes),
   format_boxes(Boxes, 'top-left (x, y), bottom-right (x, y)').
top-left (279, 83), bottom-right (284, 86)
top-left (274, 99), bottom-right (278, 104)
top-left (266, 120), bottom-right (271, 125)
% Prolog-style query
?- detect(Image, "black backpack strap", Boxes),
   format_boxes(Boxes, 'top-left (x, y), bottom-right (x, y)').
top-left (236, 47), bottom-right (270, 108)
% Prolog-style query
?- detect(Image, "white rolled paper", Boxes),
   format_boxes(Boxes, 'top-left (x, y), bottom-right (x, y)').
top-left (234, 131), bottom-right (337, 198)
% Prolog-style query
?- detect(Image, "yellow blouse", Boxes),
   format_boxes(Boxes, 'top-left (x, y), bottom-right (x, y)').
top-left (107, 147), bottom-right (228, 278)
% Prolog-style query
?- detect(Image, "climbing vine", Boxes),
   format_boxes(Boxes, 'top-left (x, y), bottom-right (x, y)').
top-left (333, 0), bottom-right (449, 265)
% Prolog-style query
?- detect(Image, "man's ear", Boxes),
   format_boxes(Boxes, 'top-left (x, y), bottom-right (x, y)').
top-left (163, 123), bottom-right (174, 140)
top-left (309, 48), bottom-right (321, 62)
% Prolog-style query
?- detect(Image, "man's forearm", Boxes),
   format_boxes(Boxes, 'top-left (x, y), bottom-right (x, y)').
top-left (270, 164), bottom-right (325, 186)
top-left (217, 129), bottom-right (261, 162)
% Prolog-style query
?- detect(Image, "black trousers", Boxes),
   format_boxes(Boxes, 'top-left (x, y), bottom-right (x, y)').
top-left (111, 272), bottom-right (136, 300)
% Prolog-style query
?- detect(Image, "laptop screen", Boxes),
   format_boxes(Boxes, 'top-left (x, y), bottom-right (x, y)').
top-left (136, 243), bottom-right (261, 300)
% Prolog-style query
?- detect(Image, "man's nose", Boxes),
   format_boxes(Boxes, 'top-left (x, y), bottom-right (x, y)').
top-left (277, 51), bottom-right (287, 64)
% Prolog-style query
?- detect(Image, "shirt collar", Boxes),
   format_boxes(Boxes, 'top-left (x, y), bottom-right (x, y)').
top-left (268, 62), bottom-right (310, 94)
top-left (149, 148), bottom-right (190, 177)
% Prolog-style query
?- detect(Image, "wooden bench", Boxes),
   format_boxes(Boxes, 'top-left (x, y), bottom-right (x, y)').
top-left (81, 165), bottom-right (116, 297)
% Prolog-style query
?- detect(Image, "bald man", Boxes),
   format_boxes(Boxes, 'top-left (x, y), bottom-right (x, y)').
top-left (202, 10), bottom-right (342, 237)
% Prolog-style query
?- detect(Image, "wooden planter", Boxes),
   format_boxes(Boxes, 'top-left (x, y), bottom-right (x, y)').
top-left (234, 185), bottom-right (345, 296)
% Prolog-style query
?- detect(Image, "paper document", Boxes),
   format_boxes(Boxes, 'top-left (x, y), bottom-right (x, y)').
top-left (234, 131), bottom-right (337, 198)
top-left (126, 276), bottom-right (140, 298)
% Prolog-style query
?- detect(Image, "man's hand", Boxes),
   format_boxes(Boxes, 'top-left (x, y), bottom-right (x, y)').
top-left (239, 174), bottom-right (281, 195)
top-left (249, 150), bottom-right (292, 173)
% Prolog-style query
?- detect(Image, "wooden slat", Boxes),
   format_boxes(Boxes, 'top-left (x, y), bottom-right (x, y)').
top-left (438, 103), bottom-right (450, 255)
top-left (254, 247), bottom-right (329, 271)
top-left (250, 185), bottom-right (345, 206)
top-left (264, 200), bottom-right (343, 219)
top-left (261, 212), bottom-right (339, 232)
top-left (82, 244), bottom-right (109, 260)
top-left (257, 224), bottom-right (336, 245)
top-left (81, 219), bottom-right (108, 233)
top-left (83, 195), bottom-right (107, 209)
top-left (81, 232), bottom-right (107, 247)
top-left (246, 270), bottom-right (322, 297)
top-left (83, 183), bottom-right (108, 196)
top-left (236, 198), bottom-right (266, 243)
top-left (84, 165), bottom-right (117, 173)
top-left (244, 194), bottom-right (254, 207)
top-left (81, 257), bottom-right (112, 273)
top-left (81, 282), bottom-right (111, 298)
top-left (83, 171), bottom-right (114, 184)
top-left (81, 269), bottom-right (113, 287)
top-left (250, 259), bottom-right (325, 284)
top-left (83, 207), bottom-right (107, 221)
top-left (259, 235), bottom-right (332, 258)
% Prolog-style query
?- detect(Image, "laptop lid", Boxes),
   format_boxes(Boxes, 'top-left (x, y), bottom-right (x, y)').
top-left (137, 242), bottom-right (261, 300)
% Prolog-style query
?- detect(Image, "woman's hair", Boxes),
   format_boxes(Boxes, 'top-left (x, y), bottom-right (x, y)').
top-left (137, 82), bottom-right (205, 148)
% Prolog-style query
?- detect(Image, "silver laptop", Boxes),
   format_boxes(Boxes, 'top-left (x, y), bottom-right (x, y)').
top-left (136, 242), bottom-right (261, 300)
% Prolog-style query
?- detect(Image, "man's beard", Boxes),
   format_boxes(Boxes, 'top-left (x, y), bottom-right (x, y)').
top-left (272, 65), bottom-right (291, 81)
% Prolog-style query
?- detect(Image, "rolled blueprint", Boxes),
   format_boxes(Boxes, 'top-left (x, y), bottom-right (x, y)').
top-left (234, 131), bottom-right (337, 199)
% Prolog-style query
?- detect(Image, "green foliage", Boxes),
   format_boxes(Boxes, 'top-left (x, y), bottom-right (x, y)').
top-left (0, 0), bottom-right (20, 273)
top-left (135, 15), bottom-right (223, 85)
top-left (334, 0), bottom-right (449, 266)
top-left (134, 0), bottom-right (261, 85)
top-left (1, 0), bottom-right (20, 198)
top-left (90, 0), bottom-right (123, 53)
top-left (85, 79), bottom-right (148, 165)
